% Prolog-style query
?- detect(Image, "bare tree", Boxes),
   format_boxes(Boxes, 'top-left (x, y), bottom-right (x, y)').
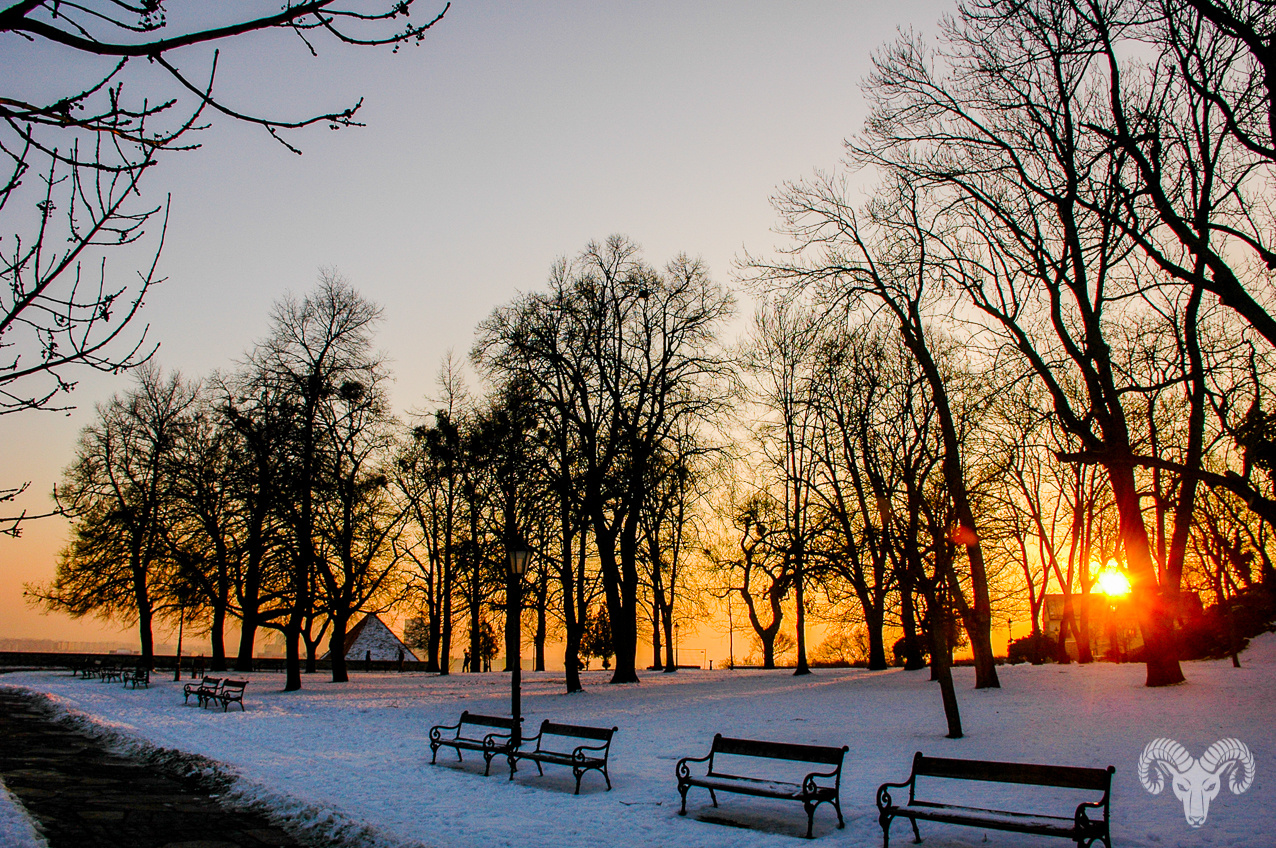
top-left (476, 236), bottom-right (735, 684)
top-left (0, 0), bottom-right (447, 529)
top-left (27, 365), bottom-right (198, 665)
top-left (753, 174), bottom-right (1002, 689)
top-left (247, 270), bottom-right (383, 690)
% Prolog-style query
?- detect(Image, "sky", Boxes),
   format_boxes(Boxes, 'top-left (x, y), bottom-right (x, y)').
top-left (0, 0), bottom-right (957, 650)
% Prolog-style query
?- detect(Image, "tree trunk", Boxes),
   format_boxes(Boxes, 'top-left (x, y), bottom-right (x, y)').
top-left (235, 608), bottom-right (258, 672)
top-left (210, 603), bottom-right (227, 672)
top-left (928, 598), bottom-right (963, 739)
top-left (330, 612), bottom-right (350, 683)
top-left (559, 522), bottom-right (583, 693)
top-left (865, 602), bottom-right (887, 670)
top-left (900, 577), bottom-right (926, 670)
top-left (137, 604), bottom-right (155, 670)
top-left (898, 318), bottom-right (999, 689)
top-left (1076, 590), bottom-right (1094, 663)
top-left (1108, 462), bottom-right (1185, 686)
top-left (284, 619), bottom-right (302, 692)
top-left (793, 562), bottom-right (811, 676)
top-left (662, 606), bottom-right (676, 673)
top-left (440, 555), bottom-right (453, 675)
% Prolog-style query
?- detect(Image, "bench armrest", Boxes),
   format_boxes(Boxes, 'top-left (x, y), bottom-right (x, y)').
top-left (482, 730), bottom-right (515, 750)
top-left (802, 767), bottom-right (841, 793)
top-left (876, 778), bottom-right (914, 811)
top-left (1074, 798), bottom-right (1109, 828)
top-left (571, 741), bottom-right (610, 760)
top-left (675, 752), bottom-right (712, 781)
top-left (428, 721), bottom-right (462, 742)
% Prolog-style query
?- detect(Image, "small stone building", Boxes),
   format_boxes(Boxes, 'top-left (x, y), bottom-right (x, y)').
top-left (322, 613), bottom-right (419, 662)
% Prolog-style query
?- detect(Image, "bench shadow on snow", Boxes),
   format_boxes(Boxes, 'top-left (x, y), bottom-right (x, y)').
top-left (685, 798), bottom-right (847, 840)
top-left (428, 759), bottom-right (613, 796)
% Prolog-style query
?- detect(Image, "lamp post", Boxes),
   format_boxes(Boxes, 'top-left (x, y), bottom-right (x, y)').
top-left (727, 594), bottom-right (734, 671)
top-left (507, 545), bottom-right (530, 746)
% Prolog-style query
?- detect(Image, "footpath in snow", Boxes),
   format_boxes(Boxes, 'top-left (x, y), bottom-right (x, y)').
top-left (3, 637), bottom-right (1274, 848)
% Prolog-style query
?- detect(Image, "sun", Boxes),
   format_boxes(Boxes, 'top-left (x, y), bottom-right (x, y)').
top-left (1096, 568), bottom-right (1131, 597)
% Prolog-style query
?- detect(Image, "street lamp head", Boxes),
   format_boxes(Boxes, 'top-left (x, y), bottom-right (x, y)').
top-left (509, 547), bottom-right (530, 577)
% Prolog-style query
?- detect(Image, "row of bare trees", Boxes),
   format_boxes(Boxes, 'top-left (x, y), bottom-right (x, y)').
top-left (31, 275), bottom-right (402, 688)
top-left (739, 0), bottom-right (1276, 710)
top-left (30, 250), bottom-right (732, 694)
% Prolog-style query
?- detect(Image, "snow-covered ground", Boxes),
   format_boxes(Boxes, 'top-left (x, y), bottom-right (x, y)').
top-left (0, 778), bottom-right (47, 848)
top-left (3, 637), bottom-right (1274, 848)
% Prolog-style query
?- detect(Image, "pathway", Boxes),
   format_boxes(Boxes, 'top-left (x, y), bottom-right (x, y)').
top-left (0, 688), bottom-right (303, 848)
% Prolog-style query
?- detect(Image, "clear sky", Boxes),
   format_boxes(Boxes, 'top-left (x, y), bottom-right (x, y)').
top-left (1, 0), bottom-right (956, 649)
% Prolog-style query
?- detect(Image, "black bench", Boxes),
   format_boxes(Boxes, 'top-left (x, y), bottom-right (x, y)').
top-left (123, 667), bottom-right (149, 689)
top-left (429, 711), bottom-right (521, 776)
top-left (184, 676), bottom-right (221, 705)
top-left (205, 679), bottom-right (247, 711)
top-left (876, 753), bottom-right (1114, 848)
top-left (676, 734), bottom-right (848, 839)
top-left (508, 720), bottom-right (617, 794)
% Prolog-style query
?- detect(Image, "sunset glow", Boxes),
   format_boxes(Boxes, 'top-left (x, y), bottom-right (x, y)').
top-left (1097, 568), bottom-right (1132, 597)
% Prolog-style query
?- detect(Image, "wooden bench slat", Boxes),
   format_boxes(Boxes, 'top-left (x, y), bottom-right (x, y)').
top-left (538, 721), bottom-right (613, 741)
top-left (915, 754), bottom-right (1113, 791)
top-left (713, 735), bottom-right (848, 765)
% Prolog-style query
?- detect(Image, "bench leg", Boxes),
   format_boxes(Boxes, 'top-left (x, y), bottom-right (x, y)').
top-left (602, 762), bottom-right (611, 790)
top-left (909, 816), bottom-right (921, 844)
top-left (709, 788), bottom-right (718, 808)
top-left (804, 800), bottom-right (817, 839)
top-left (832, 795), bottom-right (845, 829)
top-left (508, 753), bottom-right (518, 781)
top-left (430, 743), bottom-right (438, 765)
top-left (573, 767), bottom-right (583, 795)
top-left (678, 782), bottom-right (689, 815)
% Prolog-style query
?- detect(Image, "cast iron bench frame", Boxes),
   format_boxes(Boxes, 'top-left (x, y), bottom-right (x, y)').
top-left (429, 711), bottom-right (521, 776)
top-left (875, 752), bottom-right (1114, 848)
top-left (205, 679), bottom-right (247, 711)
top-left (676, 733), bottom-right (848, 839)
top-left (508, 720), bottom-right (617, 794)
top-left (123, 667), bottom-right (149, 689)
top-left (184, 676), bottom-right (222, 705)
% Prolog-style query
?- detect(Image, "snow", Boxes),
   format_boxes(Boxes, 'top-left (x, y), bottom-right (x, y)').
top-left (4, 637), bottom-right (1275, 848)
top-left (0, 778), bottom-right (47, 848)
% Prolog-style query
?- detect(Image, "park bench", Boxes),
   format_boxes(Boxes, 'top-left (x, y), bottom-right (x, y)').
top-left (429, 711), bottom-right (521, 776)
top-left (205, 679), bottom-right (247, 711)
top-left (123, 667), bottom-right (149, 689)
top-left (875, 753), bottom-right (1114, 848)
top-left (508, 720), bottom-right (618, 794)
top-left (184, 676), bottom-right (222, 705)
top-left (676, 734), bottom-right (848, 839)
top-left (100, 665), bottom-right (123, 683)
